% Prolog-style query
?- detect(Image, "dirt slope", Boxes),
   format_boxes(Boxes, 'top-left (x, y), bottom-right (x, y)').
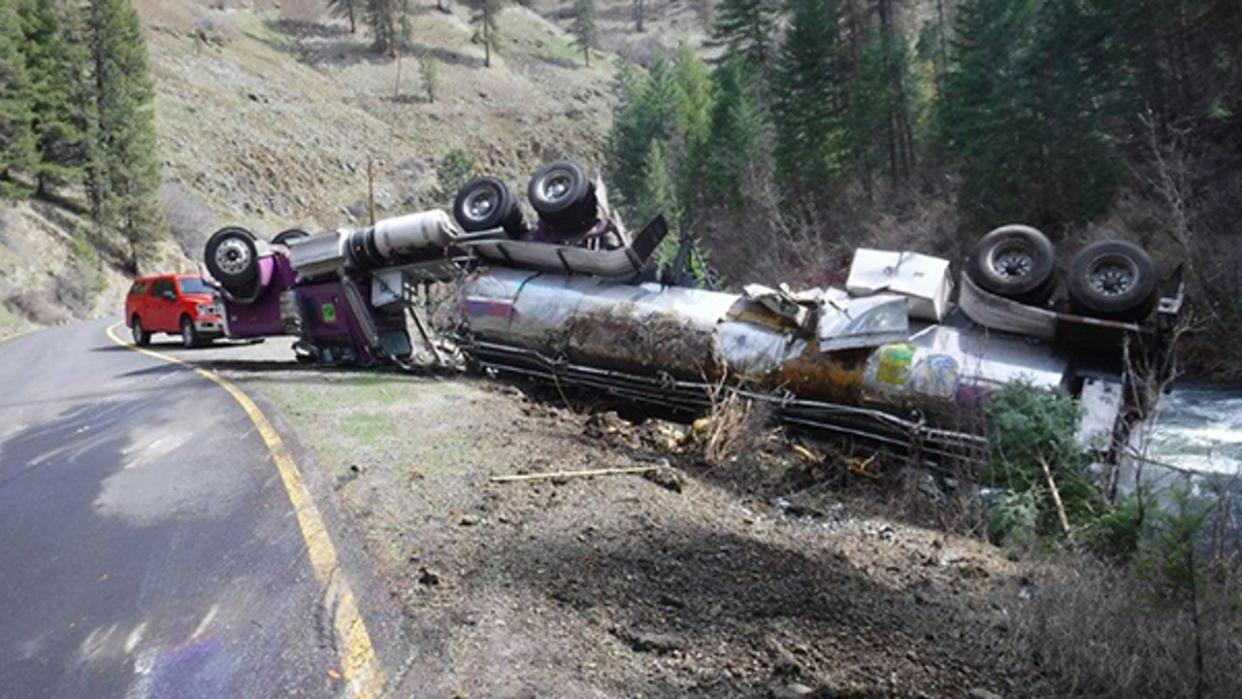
top-left (4, 0), bottom-right (619, 337)
top-left (142, 0), bottom-right (618, 249)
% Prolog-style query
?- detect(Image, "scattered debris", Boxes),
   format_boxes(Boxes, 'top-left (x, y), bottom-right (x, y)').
top-left (417, 565), bottom-right (441, 587)
top-left (458, 514), bottom-right (481, 526)
top-left (846, 454), bottom-right (880, 479)
top-left (489, 465), bottom-right (658, 483)
top-left (791, 443), bottom-right (820, 463)
top-left (609, 626), bottom-right (685, 655)
top-left (641, 462), bottom-right (684, 492)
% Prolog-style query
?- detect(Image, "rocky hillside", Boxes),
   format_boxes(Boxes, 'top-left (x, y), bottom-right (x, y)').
top-left (144, 0), bottom-right (618, 250)
top-left (3, 0), bottom-right (622, 338)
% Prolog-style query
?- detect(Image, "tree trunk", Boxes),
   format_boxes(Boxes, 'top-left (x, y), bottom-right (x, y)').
top-left (483, 15), bottom-right (491, 68)
top-left (347, 3), bottom-right (355, 33)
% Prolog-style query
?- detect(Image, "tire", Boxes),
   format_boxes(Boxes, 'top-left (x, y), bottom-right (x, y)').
top-left (453, 176), bottom-right (527, 237)
top-left (205, 226), bottom-right (260, 288)
top-left (967, 225), bottom-right (1057, 304)
top-left (272, 228), bottom-right (310, 247)
top-left (1068, 240), bottom-right (1157, 320)
top-left (527, 160), bottom-right (597, 235)
top-left (131, 316), bottom-right (150, 346)
top-left (180, 316), bottom-right (199, 349)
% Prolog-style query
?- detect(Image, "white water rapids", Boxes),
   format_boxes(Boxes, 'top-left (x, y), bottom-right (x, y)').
top-left (1144, 387), bottom-right (1242, 477)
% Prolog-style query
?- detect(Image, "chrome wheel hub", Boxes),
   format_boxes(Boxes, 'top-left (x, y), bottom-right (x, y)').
top-left (542, 171), bottom-right (573, 202)
top-left (464, 187), bottom-right (498, 222)
top-left (215, 238), bottom-right (251, 276)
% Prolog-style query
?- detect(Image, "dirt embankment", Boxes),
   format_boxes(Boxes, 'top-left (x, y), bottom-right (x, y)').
top-left (198, 350), bottom-right (1044, 699)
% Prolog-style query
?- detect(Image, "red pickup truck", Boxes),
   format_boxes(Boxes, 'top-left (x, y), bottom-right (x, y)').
top-left (125, 274), bottom-right (223, 348)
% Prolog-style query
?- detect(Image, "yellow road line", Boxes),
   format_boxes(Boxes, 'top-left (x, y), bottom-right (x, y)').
top-left (0, 326), bottom-right (41, 345)
top-left (105, 322), bottom-right (386, 698)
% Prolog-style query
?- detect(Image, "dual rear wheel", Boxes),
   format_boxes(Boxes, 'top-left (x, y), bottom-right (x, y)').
top-left (968, 226), bottom-right (1157, 321)
top-left (450, 160), bottom-right (599, 240)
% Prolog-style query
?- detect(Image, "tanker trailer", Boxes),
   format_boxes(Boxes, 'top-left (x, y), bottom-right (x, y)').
top-left (197, 160), bottom-right (1183, 467)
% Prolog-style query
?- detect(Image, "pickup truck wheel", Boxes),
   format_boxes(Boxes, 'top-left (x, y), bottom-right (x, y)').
top-left (1068, 240), bottom-right (1157, 320)
top-left (132, 316), bottom-right (150, 346)
top-left (180, 316), bottom-right (200, 349)
top-left (967, 225), bottom-right (1056, 304)
top-left (205, 227), bottom-right (259, 288)
top-left (527, 160), bottom-right (597, 235)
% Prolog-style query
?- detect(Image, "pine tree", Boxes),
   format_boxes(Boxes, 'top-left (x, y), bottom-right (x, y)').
top-left (364, 0), bottom-right (410, 57)
top-left (941, 0), bottom-right (1118, 228)
top-left (0, 0), bottom-right (35, 185)
top-left (327, 0), bottom-right (358, 34)
top-left (20, 0), bottom-right (87, 196)
top-left (419, 49), bottom-right (438, 103)
top-left (607, 55), bottom-right (682, 208)
top-left (672, 43), bottom-right (712, 157)
top-left (708, 0), bottom-right (778, 70)
top-left (703, 56), bottom-right (768, 208)
top-left (670, 43), bottom-right (713, 223)
top-left (635, 139), bottom-right (680, 229)
top-left (773, 0), bottom-right (847, 194)
top-left (467, 0), bottom-right (506, 68)
top-left (86, 0), bottom-right (162, 271)
top-left (570, 0), bottom-right (597, 67)
top-left (847, 29), bottom-right (915, 192)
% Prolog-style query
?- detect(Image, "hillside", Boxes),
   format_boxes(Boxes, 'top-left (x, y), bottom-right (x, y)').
top-left (143, 0), bottom-right (618, 246)
top-left (3, 0), bottom-right (622, 338)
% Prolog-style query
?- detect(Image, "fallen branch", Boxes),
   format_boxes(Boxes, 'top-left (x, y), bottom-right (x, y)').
top-left (1039, 456), bottom-right (1073, 538)
top-left (489, 465), bottom-right (658, 483)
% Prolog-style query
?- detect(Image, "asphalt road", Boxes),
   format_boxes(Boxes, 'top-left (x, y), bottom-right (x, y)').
top-left (0, 319), bottom-right (377, 698)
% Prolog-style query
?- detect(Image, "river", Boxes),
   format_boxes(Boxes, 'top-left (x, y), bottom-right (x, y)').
top-left (1145, 386), bottom-right (1242, 477)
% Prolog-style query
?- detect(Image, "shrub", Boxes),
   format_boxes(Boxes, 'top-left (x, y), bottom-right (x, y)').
top-left (436, 148), bottom-right (475, 196)
top-left (981, 381), bottom-right (1101, 541)
top-left (1013, 546), bottom-right (1242, 698)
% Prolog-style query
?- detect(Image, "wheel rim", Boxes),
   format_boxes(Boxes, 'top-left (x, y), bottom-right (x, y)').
top-left (462, 185), bottom-right (499, 223)
top-left (133, 320), bottom-right (142, 339)
top-left (1087, 254), bottom-right (1138, 297)
top-left (182, 320), bottom-right (193, 345)
top-left (989, 242), bottom-right (1035, 280)
top-left (215, 237), bottom-right (252, 276)
top-left (540, 169), bottom-right (574, 204)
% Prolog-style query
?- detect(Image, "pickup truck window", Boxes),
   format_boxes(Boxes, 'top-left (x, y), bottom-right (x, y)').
top-left (152, 280), bottom-right (175, 297)
top-left (179, 277), bottom-right (211, 294)
top-left (128, 281), bottom-right (148, 295)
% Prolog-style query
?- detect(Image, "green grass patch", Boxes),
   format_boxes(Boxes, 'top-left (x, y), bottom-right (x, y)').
top-left (339, 411), bottom-right (397, 443)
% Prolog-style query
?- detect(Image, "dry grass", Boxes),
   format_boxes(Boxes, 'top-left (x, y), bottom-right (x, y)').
top-left (1011, 553), bottom-right (1242, 699)
top-left (697, 390), bottom-right (772, 468)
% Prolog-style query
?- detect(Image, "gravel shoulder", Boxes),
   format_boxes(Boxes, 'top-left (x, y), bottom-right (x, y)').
top-left (170, 336), bottom-right (1039, 699)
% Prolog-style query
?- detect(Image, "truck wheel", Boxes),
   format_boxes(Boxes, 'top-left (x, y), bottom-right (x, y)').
top-left (272, 228), bottom-right (310, 247)
top-left (527, 160), bottom-right (597, 234)
top-left (453, 176), bottom-right (527, 237)
top-left (180, 316), bottom-right (200, 349)
top-left (967, 225), bottom-right (1056, 304)
top-left (132, 316), bottom-right (150, 346)
top-left (205, 227), bottom-right (259, 288)
top-left (1068, 240), bottom-right (1157, 320)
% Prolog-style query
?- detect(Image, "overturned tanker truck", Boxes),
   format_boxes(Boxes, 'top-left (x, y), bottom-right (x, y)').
top-left (197, 160), bottom-right (1184, 467)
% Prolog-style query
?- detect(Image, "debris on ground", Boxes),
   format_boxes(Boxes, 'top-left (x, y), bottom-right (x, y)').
top-left (253, 370), bottom-right (1038, 697)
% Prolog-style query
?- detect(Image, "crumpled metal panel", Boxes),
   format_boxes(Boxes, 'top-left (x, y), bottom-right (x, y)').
top-left (817, 289), bottom-right (910, 352)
